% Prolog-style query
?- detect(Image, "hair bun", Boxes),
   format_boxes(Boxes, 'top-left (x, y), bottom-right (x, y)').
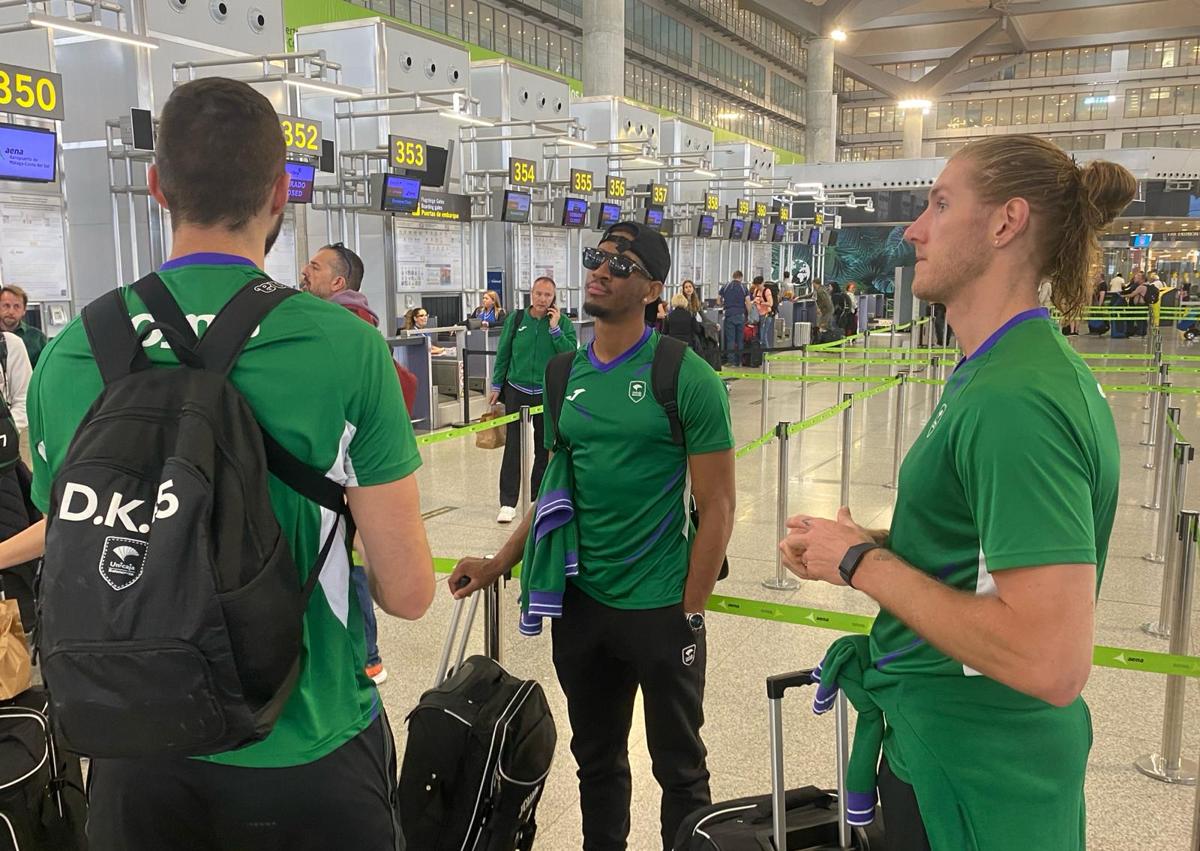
top-left (1079, 160), bottom-right (1137, 230)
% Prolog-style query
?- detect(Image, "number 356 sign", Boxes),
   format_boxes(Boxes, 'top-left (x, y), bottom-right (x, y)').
top-left (0, 63), bottom-right (64, 121)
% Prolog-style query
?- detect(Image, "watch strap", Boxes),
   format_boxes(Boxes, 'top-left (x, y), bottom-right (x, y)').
top-left (839, 542), bottom-right (881, 588)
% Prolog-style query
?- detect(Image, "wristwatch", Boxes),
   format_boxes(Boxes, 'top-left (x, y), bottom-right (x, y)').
top-left (686, 612), bottom-right (705, 631)
top-left (839, 542), bottom-right (882, 588)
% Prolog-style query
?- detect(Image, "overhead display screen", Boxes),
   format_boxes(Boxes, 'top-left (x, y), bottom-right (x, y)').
top-left (807, 226), bottom-right (822, 246)
top-left (562, 196), bottom-right (589, 227)
top-left (0, 122), bottom-right (56, 182)
top-left (644, 205), bottom-right (664, 230)
top-left (696, 214), bottom-right (715, 238)
top-left (285, 160), bottom-right (315, 204)
top-left (728, 219), bottom-right (745, 239)
top-left (1130, 233), bottom-right (1152, 248)
top-left (771, 221), bottom-right (787, 242)
top-left (747, 220), bottom-right (763, 241)
top-left (501, 189), bottom-right (532, 223)
top-left (379, 174), bottom-right (422, 213)
top-left (596, 202), bottom-right (621, 229)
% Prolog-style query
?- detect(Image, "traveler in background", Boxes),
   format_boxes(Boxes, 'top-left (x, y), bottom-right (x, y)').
top-left (451, 221), bottom-right (735, 850)
top-left (780, 134), bottom-right (1134, 851)
top-left (1107, 270), bottom-right (1125, 294)
top-left (488, 276), bottom-right (577, 525)
top-left (469, 290), bottom-right (506, 328)
top-left (813, 279), bottom-right (834, 334)
top-left (645, 294), bottom-right (667, 330)
top-left (301, 241), bottom-right (413, 686)
top-left (754, 276), bottom-right (775, 349)
top-left (665, 292), bottom-right (702, 348)
top-left (404, 306), bottom-right (444, 354)
top-left (682, 279), bottom-right (703, 315)
top-left (718, 271), bottom-right (750, 366)
top-left (0, 286), bottom-right (47, 368)
top-left (9, 76), bottom-right (435, 851)
top-left (0, 331), bottom-right (32, 469)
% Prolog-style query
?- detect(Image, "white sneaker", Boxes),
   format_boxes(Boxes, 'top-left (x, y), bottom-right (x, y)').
top-left (497, 506), bottom-right (517, 524)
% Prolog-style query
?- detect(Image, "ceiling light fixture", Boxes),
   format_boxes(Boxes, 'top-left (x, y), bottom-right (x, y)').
top-left (283, 75), bottom-right (359, 96)
top-left (716, 111), bottom-right (742, 121)
top-left (557, 137), bottom-right (598, 150)
top-left (28, 12), bottom-right (159, 48)
top-left (897, 98), bottom-right (932, 111)
top-left (439, 109), bottom-right (495, 127)
top-left (830, 29), bottom-right (847, 42)
top-left (693, 168), bottom-right (717, 178)
top-left (746, 179), bottom-right (763, 188)
top-left (632, 156), bottom-right (664, 167)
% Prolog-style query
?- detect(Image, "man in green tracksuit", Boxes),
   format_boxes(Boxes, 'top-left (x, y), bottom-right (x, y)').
top-left (779, 136), bottom-right (1137, 850)
top-left (489, 277), bottom-right (576, 524)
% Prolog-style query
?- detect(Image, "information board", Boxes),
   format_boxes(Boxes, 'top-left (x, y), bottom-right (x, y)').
top-left (517, 226), bottom-right (569, 287)
top-left (262, 215), bottom-right (297, 287)
top-left (393, 219), bottom-right (463, 290)
top-left (0, 191), bottom-right (68, 300)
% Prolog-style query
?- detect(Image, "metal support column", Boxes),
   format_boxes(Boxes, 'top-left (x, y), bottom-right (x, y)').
top-left (886, 373), bottom-right (907, 489)
top-left (840, 394), bottom-right (853, 509)
top-left (519, 405), bottom-right (534, 519)
top-left (763, 422), bottom-right (799, 591)
top-left (1146, 439), bottom-right (1194, 636)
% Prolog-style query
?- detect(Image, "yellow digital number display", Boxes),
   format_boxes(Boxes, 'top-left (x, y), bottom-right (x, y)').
top-left (650, 183), bottom-right (668, 205)
top-left (510, 157), bottom-right (537, 185)
top-left (755, 202), bottom-right (767, 219)
top-left (279, 115), bottom-right (322, 156)
top-left (737, 199), bottom-right (750, 217)
top-left (0, 63), bottom-right (63, 120)
top-left (389, 135), bottom-right (427, 171)
top-left (571, 168), bottom-right (594, 194)
top-left (704, 193), bottom-right (719, 212)
top-left (779, 204), bottom-right (789, 221)
top-left (606, 175), bottom-right (627, 199)
top-left (814, 212), bottom-right (825, 226)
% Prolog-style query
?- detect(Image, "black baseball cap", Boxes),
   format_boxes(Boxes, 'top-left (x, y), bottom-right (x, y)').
top-left (600, 221), bottom-right (671, 284)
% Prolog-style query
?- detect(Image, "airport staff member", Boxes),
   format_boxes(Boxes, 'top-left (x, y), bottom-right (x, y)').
top-left (487, 277), bottom-right (576, 524)
top-left (0, 286), bottom-right (47, 368)
top-left (453, 223), bottom-right (735, 850)
top-left (780, 135), bottom-right (1135, 851)
top-left (10, 77), bottom-right (436, 850)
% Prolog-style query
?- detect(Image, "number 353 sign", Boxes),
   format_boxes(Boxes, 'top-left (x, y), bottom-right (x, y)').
top-left (0, 63), bottom-right (64, 121)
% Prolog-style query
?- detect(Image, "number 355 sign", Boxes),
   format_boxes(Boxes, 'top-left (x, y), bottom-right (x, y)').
top-left (0, 63), bottom-right (64, 121)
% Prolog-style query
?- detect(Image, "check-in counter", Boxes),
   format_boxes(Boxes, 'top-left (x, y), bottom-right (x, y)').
top-left (388, 335), bottom-right (433, 432)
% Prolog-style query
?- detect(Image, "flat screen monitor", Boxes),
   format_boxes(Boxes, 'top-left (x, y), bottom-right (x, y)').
top-left (825, 229), bottom-right (839, 246)
top-left (501, 189), bottom-right (532, 223)
top-left (0, 123), bottom-right (56, 183)
top-left (1130, 233), bottom-right (1152, 248)
top-left (401, 142), bottom-right (454, 189)
top-left (807, 227), bottom-right (822, 246)
top-left (696, 214), bottom-right (715, 238)
top-left (285, 161), bottom-right (316, 204)
top-left (644, 205), bottom-right (664, 230)
top-left (728, 219), bottom-right (745, 239)
top-left (596, 202), bottom-right (621, 230)
top-left (771, 222), bottom-right (787, 242)
top-left (562, 197), bottom-right (589, 227)
top-left (747, 220), bottom-right (763, 241)
top-left (379, 174), bottom-right (422, 213)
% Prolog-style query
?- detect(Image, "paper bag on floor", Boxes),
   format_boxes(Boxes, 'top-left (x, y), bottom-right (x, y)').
top-left (0, 597), bottom-right (32, 700)
top-left (476, 409), bottom-right (507, 450)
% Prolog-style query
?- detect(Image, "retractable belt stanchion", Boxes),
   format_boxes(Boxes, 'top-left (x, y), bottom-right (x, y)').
top-left (519, 405), bottom-right (534, 520)
top-left (1135, 510), bottom-right (1200, 785)
top-left (1146, 405), bottom-right (1179, 513)
top-left (1145, 380), bottom-right (1169, 467)
top-left (886, 373), bottom-right (907, 490)
top-left (1144, 346), bottom-right (1163, 425)
top-left (837, 343), bottom-right (846, 404)
top-left (764, 422), bottom-right (799, 591)
top-left (840, 394), bottom-right (853, 509)
top-left (483, 554), bottom-right (502, 664)
top-left (1146, 437), bottom-right (1194, 638)
top-left (799, 356), bottom-right (809, 432)
top-left (760, 358), bottom-right (772, 438)
top-left (1145, 408), bottom-right (1181, 561)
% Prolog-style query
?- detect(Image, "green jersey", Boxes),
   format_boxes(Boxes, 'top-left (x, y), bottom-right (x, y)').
top-left (29, 254), bottom-right (421, 768)
top-left (491, 309), bottom-right (576, 393)
top-left (13, 321), bottom-right (47, 368)
top-left (876, 308), bottom-right (1119, 677)
top-left (547, 329), bottom-right (733, 609)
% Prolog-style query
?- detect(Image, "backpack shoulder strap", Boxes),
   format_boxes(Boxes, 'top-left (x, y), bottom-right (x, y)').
top-left (131, 273), bottom-right (198, 347)
top-left (83, 287), bottom-right (153, 385)
top-left (543, 350), bottom-right (575, 451)
top-left (651, 335), bottom-right (688, 447)
top-left (197, 279), bottom-right (297, 375)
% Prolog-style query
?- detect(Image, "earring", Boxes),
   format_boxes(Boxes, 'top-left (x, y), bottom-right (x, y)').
top-left (994, 240), bottom-right (1000, 246)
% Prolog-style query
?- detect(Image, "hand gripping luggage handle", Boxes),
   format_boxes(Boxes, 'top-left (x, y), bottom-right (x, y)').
top-left (766, 669), bottom-right (853, 851)
top-left (434, 576), bottom-right (481, 687)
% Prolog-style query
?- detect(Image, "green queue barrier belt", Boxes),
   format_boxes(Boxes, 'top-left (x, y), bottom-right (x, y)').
top-left (422, 559), bottom-right (1200, 678)
top-left (415, 406), bottom-right (544, 448)
top-left (1166, 415), bottom-right (1188, 445)
top-left (723, 371), bottom-right (897, 384)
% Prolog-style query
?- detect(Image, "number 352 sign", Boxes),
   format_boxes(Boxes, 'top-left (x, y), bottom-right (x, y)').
top-left (0, 63), bottom-right (64, 121)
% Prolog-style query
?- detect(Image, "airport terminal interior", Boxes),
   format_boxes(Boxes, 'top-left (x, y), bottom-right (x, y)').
top-left (3, 0), bottom-right (1200, 845)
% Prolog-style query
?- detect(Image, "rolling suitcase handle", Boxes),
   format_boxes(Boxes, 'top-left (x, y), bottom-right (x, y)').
top-left (434, 576), bottom-right (483, 687)
top-left (766, 669), bottom-right (852, 851)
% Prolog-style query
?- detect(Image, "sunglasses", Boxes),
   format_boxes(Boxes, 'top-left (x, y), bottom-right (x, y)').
top-left (582, 247), bottom-right (651, 280)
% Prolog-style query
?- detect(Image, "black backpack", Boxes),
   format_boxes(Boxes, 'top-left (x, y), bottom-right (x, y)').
top-left (0, 336), bottom-right (21, 474)
top-left (39, 273), bottom-right (351, 758)
top-left (543, 336), bottom-right (729, 580)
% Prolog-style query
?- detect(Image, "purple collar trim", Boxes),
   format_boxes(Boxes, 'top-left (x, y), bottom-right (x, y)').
top-left (588, 326), bottom-right (652, 373)
top-left (956, 307), bottom-right (1049, 372)
top-left (160, 252), bottom-right (257, 271)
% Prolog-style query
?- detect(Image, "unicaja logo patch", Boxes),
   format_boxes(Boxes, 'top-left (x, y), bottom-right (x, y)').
top-left (628, 380), bottom-right (647, 403)
top-left (682, 644), bottom-right (697, 666)
top-left (254, 281), bottom-right (282, 293)
top-left (98, 536), bottom-right (148, 591)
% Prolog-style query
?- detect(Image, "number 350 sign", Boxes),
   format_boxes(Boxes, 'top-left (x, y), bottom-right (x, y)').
top-left (0, 63), bottom-right (64, 120)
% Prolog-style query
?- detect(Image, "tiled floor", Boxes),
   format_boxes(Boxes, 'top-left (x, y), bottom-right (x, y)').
top-left (375, 328), bottom-right (1200, 850)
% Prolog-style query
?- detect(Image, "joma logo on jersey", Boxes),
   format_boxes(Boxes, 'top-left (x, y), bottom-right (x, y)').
top-left (58, 481), bottom-right (180, 534)
top-left (925, 403), bottom-right (948, 438)
top-left (628, 380), bottom-right (647, 403)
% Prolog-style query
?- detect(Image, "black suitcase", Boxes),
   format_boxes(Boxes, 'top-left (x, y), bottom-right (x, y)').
top-left (675, 669), bottom-right (884, 850)
top-left (399, 585), bottom-right (556, 851)
top-left (0, 687), bottom-right (88, 851)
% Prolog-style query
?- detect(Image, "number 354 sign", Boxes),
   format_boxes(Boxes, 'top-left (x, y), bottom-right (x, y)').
top-left (0, 63), bottom-right (64, 121)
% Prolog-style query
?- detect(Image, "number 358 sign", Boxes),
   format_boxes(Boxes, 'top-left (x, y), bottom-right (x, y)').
top-left (0, 63), bottom-right (64, 121)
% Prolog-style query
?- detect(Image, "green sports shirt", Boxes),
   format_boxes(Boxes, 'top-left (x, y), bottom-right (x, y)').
top-left (29, 254), bottom-right (422, 768)
top-left (876, 307), bottom-right (1120, 676)
top-left (491, 308), bottom-right (577, 393)
top-left (546, 329), bottom-right (733, 609)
